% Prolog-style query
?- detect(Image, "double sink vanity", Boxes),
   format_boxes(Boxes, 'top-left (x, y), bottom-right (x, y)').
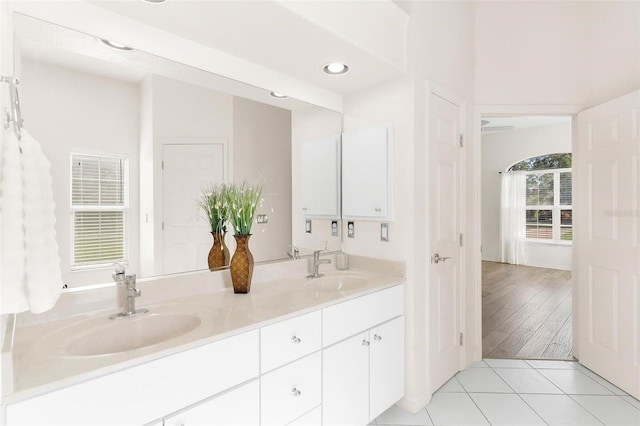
top-left (2, 256), bottom-right (405, 426)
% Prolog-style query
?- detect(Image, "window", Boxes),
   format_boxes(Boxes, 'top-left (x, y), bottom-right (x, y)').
top-left (511, 154), bottom-right (572, 242)
top-left (71, 153), bottom-right (128, 267)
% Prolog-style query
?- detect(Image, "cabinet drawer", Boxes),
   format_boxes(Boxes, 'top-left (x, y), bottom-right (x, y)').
top-left (164, 380), bottom-right (259, 426)
top-left (323, 285), bottom-right (403, 346)
top-left (6, 330), bottom-right (259, 426)
top-left (261, 352), bottom-right (321, 426)
top-left (261, 310), bottom-right (321, 373)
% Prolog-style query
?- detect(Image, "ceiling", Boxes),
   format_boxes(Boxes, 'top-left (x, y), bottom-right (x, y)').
top-left (86, 0), bottom-right (409, 95)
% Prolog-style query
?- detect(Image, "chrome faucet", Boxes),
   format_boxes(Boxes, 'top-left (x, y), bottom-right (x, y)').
top-left (308, 250), bottom-right (331, 278)
top-left (110, 266), bottom-right (148, 319)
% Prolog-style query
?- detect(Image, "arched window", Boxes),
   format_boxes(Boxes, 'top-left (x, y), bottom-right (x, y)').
top-left (510, 153), bottom-right (572, 242)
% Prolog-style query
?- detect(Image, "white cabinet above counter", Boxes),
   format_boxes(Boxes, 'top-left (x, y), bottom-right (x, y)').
top-left (3, 264), bottom-right (405, 426)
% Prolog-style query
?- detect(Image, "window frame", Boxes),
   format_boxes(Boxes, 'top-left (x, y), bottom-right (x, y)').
top-left (524, 167), bottom-right (572, 244)
top-left (70, 152), bottom-right (130, 270)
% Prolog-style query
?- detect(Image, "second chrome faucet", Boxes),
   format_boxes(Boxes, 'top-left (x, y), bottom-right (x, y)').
top-left (308, 250), bottom-right (332, 278)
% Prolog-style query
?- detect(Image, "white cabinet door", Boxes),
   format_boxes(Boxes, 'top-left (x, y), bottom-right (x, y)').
top-left (300, 135), bottom-right (340, 217)
top-left (164, 380), bottom-right (259, 426)
top-left (369, 317), bottom-right (405, 421)
top-left (322, 332), bottom-right (370, 426)
top-left (342, 125), bottom-right (391, 219)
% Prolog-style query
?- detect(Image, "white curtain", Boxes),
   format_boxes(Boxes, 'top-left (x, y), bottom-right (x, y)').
top-left (500, 171), bottom-right (527, 265)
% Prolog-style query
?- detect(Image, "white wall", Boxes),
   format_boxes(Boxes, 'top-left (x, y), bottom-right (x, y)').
top-left (475, 1), bottom-right (640, 107)
top-left (342, 1), bottom-right (477, 411)
top-left (20, 58), bottom-right (140, 287)
top-left (481, 122), bottom-right (572, 270)
top-left (233, 97), bottom-right (291, 262)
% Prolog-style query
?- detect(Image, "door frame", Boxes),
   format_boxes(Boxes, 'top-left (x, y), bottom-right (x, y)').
top-left (427, 82), bottom-right (467, 375)
top-left (471, 104), bottom-right (583, 360)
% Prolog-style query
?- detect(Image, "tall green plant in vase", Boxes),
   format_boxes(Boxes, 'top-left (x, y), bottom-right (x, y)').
top-left (199, 183), bottom-right (230, 269)
top-left (226, 180), bottom-right (263, 293)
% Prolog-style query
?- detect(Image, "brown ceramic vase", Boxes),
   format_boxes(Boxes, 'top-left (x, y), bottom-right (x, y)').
top-left (207, 231), bottom-right (230, 269)
top-left (230, 234), bottom-right (254, 293)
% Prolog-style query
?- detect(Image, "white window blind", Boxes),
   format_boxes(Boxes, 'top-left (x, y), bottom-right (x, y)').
top-left (71, 154), bottom-right (127, 267)
top-left (525, 168), bottom-right (572, 242)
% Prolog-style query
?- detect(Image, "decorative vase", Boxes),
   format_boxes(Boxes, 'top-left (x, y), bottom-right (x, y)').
top-left (208, 231), bottom-right (230, 269)
top-left (230, 234), bottom-right (254, 293)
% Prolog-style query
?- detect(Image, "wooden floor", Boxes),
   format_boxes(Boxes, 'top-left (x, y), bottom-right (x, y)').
top-left (482, 261), bottom-right (573, 360)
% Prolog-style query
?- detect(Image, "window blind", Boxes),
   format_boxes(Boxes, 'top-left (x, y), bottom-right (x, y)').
top-left (71, 154), bottom-right (127, 266)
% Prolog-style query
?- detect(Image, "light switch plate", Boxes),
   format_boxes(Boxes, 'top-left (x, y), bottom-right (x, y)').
top-left (305, 219), bottom-right (312, 234)
top-left (347, 221), bottom-right (355, 238)
top-left (331, 220), bottom-right (339, 237)
top-left (381, 223), bottom-right (389, 242)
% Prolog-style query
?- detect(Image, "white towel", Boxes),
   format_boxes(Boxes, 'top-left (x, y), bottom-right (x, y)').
top-left (1, 129), bottom-right (62, 314)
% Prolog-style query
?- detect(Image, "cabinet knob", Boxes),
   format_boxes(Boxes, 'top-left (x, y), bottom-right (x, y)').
top-left (362, 339), bottom-right (370, 347)
top-left (375, 207), bottom-right (382, 212)
top-left (291, 336), bottom-right (302, 344)
top-left (374, 334), bottom-right (382, 341)
top-left (302, 207), bottom-right (307, 211)
top-left (291, 388), bottom-right (302, 397)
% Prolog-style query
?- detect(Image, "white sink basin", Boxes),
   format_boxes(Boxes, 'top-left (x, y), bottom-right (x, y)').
top-left (303, 271), bottom-right (369, 293)
top-left (38, 304), bottom-right (209, 357)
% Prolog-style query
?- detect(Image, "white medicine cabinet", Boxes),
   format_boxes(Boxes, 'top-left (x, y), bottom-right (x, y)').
top-left (342, 124), bottom-right (392, 220)
top-left (300, 135), bottom-right (341, 218)
top-left (300, 123), bottom-right (392, 221)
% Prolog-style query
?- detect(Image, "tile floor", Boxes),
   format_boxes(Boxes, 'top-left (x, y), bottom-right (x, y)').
top-left (372, 359), bottom-right (640, 426)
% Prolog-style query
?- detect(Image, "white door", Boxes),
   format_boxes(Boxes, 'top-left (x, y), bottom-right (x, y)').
top-left (577, 90), bottom-right (639, 399)
top-left (162, 143), bottom-right (227, 275)
top-left (429, 91), bottom-right (462, 391)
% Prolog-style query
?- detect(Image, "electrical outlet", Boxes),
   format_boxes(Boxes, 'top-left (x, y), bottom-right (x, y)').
top-left (347, 221), bottom-right (355, 238)
top-left (381, 223), bottom-right (389, 241)
top-left (305, 219), bottom-right (312, 234)
top-left (331, 220), bottom-right (338, 237)
top-left (256, 214), bottom-right (268, 224)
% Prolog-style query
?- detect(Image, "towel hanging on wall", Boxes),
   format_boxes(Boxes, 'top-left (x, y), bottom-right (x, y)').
top-left (1, 128), bottom-right (62, 314)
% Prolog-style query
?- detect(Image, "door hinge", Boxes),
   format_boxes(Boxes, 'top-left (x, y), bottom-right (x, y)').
top-left (459, 233), bottom-right (464, 247)
top-left (161, 221), bottom-right (164, 231)
top-left (459, 332), bottom-right (464, 346)
top-left (459, 134), bottom-right (464, 147)
top-left (161, 160), bottom-right (164, 170)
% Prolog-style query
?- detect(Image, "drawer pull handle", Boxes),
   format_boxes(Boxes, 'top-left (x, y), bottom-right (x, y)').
top-left (374, 334), bottom-right (382, 341)
top-left (362, 339), bottom-right (370, 346)
top-left (291, 388), bottom-right (302, 397)
top-left (291, 336), bottom-right (302, 344)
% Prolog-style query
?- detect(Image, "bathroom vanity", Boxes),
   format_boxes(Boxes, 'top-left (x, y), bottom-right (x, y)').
top-left (1, 258), bottom-right (405, 426)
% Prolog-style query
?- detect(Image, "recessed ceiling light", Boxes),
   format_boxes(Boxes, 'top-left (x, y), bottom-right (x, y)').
top-left (323, 62), bottom-right (349, 75)
top-left (100, 39), bottom-right (134, 51)
top-left (270, 91), bottom-right (288, 99)
top-left (142, 0), bottom-right (168, 3)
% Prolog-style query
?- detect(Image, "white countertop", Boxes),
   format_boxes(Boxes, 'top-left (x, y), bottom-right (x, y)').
top-left (4, 262), bottom-right (404, 404)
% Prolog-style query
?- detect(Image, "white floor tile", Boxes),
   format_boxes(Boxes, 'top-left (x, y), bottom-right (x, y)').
top-left (526, 359), bottom-right (577, 369)
top-left (621, 395), bottom-right (640, 410)
top-left (579, 368), bottom-right (628, 395)
top-left (537, 368), bottom-right (614, 395)
top-left (494, 368), bottom-right (563, 394)
top-left (374, 404), bottom-right (433, 426)
top-left (469, 393), bottom-right (546, 426)
top-left (435, 377), bottom-right (465, 393)
top-left (570, 395), bottom-right (640, 426)
top-left (426, 393), bottom-right (489, 426)
top-left (484, 358), bottom-right (532, 369)
top-left (456, 367), bottom-right (513, 393)
top-left (520, 394), bottom-right (602, 425)
top-left (469, 360), bottom-right (490, 368)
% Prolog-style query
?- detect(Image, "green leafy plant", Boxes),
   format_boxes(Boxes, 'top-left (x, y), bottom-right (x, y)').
top-left (226, 180), bottom-right (263, 236)
top-left (198, 182), bottom-right (230, 234)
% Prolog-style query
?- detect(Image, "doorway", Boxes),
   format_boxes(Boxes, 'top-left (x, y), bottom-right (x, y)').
top-left (480, 115), bottom-right (574, 360)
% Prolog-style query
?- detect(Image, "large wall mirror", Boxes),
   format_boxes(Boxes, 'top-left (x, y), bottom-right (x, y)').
top-left (14, 13), bottom-right (343, 289)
